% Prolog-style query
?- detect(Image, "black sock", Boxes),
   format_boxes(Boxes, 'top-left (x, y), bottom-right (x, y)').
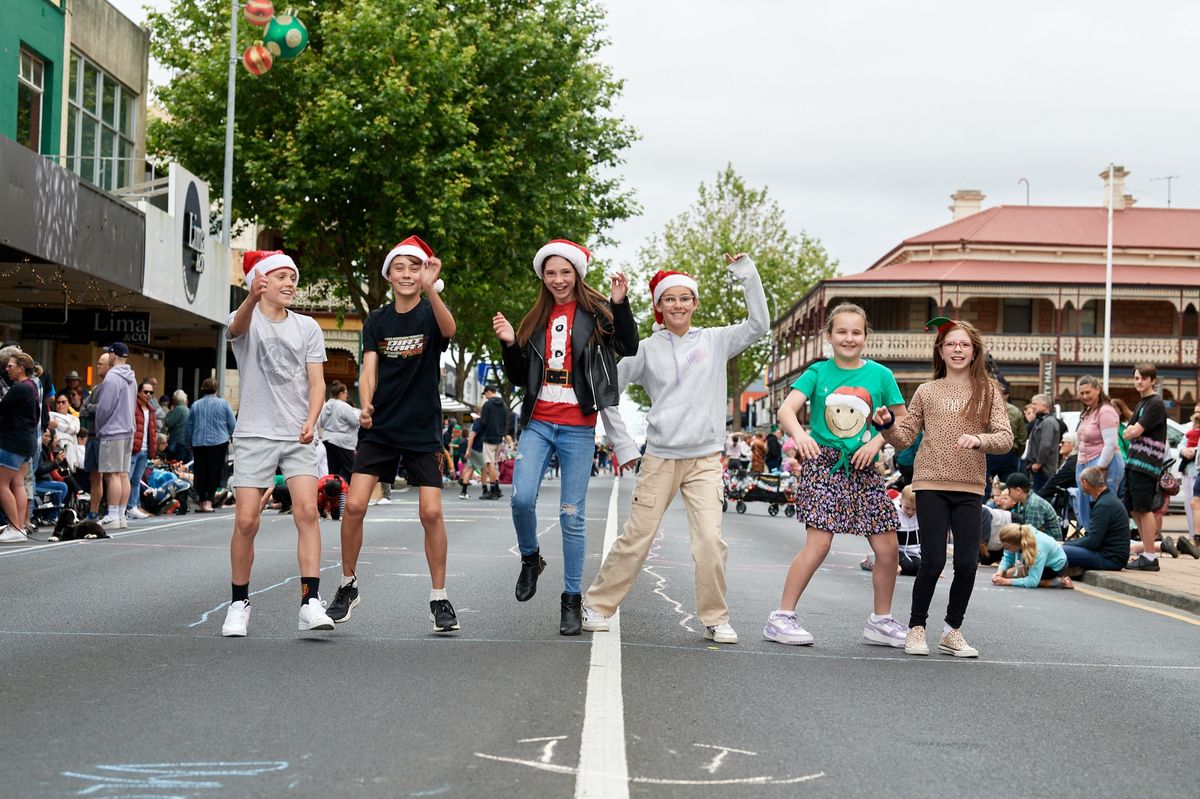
top-left (300, 576), bottom-right (319, 606)
top-left (232, 583), bottom-right (249, 603)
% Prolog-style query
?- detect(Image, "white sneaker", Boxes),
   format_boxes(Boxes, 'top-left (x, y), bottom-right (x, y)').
top-left (0, 525), bottom-right (28, 544)
top-left (99, 515), bottom-right (121, 529)
top-left (581, 605), bottom-right (609, 632)
top-left (127, 507), bottom-right (150, 519)
top-left (299, 597), bottom-right (335, 631)
top-left (117, 517), bottom-right (128, 529)
top-left (222, 600), bottom-right (251, 637)
top-left (762, 611), bottom-right (814, 645)
top-left (374, 497), bottom-right (391, 505)
top-left (704, 622), bottom-right (739, 644)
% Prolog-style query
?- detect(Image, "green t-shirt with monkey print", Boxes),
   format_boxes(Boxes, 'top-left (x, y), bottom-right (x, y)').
top-left (792, 359), bottom-right (903, 459)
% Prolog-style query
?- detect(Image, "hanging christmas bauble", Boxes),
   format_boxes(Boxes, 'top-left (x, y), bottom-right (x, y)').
top-left (263, 9), bottom-right (309, 60)
top-left (242, 42), bottom-right (273, 76)
top-left (244, 0), bottom-right (275, 27)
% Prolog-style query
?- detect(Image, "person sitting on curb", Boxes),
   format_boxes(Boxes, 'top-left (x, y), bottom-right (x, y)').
top-left (991, 523), bottom-right (1072, 589)
top-left (1004, 472), bottom-right (1062, 540)
top-left (861, 485), bottom-right (921, 575)
top-left (1062, 466), bottom-right (1130, 572)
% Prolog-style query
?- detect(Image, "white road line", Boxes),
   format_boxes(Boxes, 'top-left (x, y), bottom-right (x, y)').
top-left (0, 517), bottom-right (212, 559)
top-left (574, 477), bottom-right (628, 799)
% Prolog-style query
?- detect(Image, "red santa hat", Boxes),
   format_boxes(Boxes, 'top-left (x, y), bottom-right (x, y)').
top-left (242, 250), bottom-right (298, 287)
top-left (825, 386), bottom-right (873, 418)
top-left (649, 269), bottom-right (700, 326)
top-left (533, 239), bottom-right (591, 279)
top-left (381, 235), bottom-right (434, 277)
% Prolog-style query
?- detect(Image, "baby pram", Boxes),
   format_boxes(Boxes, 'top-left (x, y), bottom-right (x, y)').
top-left (723, 470), bottom-right (797, 517)
top-left (140, 468), bottom-right (192, 515)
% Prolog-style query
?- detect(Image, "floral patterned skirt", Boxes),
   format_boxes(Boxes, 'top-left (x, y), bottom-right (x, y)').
top-left (793, 446), bottom-right (898, 536)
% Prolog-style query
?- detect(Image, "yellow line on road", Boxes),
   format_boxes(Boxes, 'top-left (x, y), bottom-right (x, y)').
top-left (1073, 584), bottom-right (1200, 626)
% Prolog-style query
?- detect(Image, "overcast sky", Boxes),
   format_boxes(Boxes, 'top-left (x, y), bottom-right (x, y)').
top-left (111, 0), bottom-right (1200, 275)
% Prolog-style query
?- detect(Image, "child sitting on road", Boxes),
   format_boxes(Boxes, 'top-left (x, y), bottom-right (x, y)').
top-left (991, 523), bottom-right (1072, 589)
top-left (859, 485), bottom-right (921, 576)
top-left (317, 473), bottom-right (348, 521)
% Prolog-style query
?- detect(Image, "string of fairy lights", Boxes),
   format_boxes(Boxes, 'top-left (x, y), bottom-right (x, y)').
top-left (0, 257), bottom-right (142, 313)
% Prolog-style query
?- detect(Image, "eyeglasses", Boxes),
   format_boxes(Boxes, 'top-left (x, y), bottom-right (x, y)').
top-left (942, 341), bottom-right (973, 351)
top-left (659, 295), bottom-right (695, 307)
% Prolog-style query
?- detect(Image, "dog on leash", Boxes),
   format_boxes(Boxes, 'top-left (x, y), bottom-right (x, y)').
top-left (48, 509), bottom-right (109, 542)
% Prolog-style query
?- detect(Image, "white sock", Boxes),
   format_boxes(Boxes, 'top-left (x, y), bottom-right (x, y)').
top-left (870, 613), bottom-right (890, 623)
top-left (119, 506), bottom-right (127, 519)
top-left (340, 574), bottom-right (356, 588)
top-left (107, 505), bottom-right (121, 518)
top-left (943, 623), bottom-right (955, 636)
top-left (430, 588), bottom-right (448, 601)
top-left (1143, 552), bottom-right (1158, 561)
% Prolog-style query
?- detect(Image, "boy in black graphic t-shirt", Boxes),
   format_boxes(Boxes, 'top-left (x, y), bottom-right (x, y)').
top-left (326, 235), bottom-right (459, 631)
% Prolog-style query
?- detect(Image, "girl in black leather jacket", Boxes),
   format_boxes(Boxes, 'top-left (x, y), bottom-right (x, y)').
top-left (492, 239), bottom-right (638, 635)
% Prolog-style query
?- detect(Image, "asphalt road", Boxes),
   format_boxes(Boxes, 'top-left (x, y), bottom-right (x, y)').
top-left (1, 476), bottom-right (1198, 798)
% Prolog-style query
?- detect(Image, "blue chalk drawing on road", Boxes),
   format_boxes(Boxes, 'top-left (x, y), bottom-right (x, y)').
top-left (63, 761), bottom-right (289, 797)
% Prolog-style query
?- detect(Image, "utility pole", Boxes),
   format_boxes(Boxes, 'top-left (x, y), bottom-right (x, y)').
top-left (1150, 175), bottom-right (1180, 208)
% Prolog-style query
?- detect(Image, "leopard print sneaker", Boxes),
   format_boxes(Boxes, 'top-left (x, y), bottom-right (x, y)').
top-left (904, 625), bottom-right (929, 656)
top-left (938, 627), bottom-right (979, 658)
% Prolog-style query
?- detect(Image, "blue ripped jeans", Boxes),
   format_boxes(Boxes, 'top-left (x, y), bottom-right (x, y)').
top-left (510, 419), bottom-right (596, 594)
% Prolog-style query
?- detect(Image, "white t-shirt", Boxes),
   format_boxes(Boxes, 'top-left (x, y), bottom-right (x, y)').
top-left (895, 497), bottom-right (920, 556)
top-left (227, 306), bottom-right (326, 441)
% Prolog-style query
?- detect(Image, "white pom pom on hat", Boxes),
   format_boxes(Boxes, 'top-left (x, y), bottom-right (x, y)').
top-left (242, 250), bottom-right (298, 287)
top-left (533, 239), bottom-right (591, 279)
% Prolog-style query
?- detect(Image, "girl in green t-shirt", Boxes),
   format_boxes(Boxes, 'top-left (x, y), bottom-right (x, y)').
top-left (763, 303), bottom-right (909, 649)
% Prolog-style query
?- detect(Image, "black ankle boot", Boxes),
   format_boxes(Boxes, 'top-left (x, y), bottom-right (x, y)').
top-left (560, 592), bottom-right (582, 636)
top-left (515, 551), bottom-right (546, 602)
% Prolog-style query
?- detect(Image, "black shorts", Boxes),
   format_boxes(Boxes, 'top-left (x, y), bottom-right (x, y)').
top-left (83, 437), bottom-right (100, 472)
top-left (352, 440), bottom-right (443, 488)
top-left (1123, 470), bottom-right (1159, 514)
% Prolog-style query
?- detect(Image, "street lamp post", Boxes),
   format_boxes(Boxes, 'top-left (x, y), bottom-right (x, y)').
top-left (1102, 163), bottom-right (1114, 393)
top-left (215, 0), bottom-right (238, 397)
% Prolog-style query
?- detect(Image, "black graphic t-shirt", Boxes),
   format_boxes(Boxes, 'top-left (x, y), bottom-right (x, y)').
top-left (361, 298), bottom-right (449, 451)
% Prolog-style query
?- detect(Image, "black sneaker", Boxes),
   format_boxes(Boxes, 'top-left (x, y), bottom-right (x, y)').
top-left (1178, 536), bottom-right (1200, 559)
top-left (327, 581), bottom-right (361, 623)
top-left (430, 599), bottom-right (460, 633)
top-left (1160, 536), bottom-right (1179, 558)
top-left (1125, 555), bottom-right (1161, 572)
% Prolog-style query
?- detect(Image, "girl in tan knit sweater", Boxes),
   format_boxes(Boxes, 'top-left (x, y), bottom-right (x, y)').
top-left (873, 319), bottom-right (1012, 658)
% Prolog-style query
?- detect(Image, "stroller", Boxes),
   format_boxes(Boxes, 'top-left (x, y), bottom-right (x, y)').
top-left (1046, 486), bottom-right (1080, 541)
top-left (723, 470), bottom-right (797, 517)
top-left (140, 468), bottom-right (193, 515)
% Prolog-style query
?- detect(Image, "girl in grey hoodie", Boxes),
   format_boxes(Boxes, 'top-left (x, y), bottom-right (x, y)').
top-left (585, 253), bottom-right (768, 644)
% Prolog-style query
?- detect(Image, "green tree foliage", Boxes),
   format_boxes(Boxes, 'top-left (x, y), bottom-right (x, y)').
top-left (629, 165), bottom-right (837, 428)
top-left (146, 0), bottom-right (636, 397)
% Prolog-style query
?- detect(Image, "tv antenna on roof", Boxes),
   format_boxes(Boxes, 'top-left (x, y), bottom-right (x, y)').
top-left (1150, 175), bottom-right (1181, 207)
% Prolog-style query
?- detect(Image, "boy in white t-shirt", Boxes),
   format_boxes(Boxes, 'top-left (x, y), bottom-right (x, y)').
top-left (220, 250), bottom-right (333, 637)
top-left (861, 486), bottom-right (921, 575)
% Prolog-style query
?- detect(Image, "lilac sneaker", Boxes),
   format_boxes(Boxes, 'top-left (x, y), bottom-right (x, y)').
top-left (862, 615), bottom-right (908, 648)
top-left (762, 611), bottom-right (814, 646)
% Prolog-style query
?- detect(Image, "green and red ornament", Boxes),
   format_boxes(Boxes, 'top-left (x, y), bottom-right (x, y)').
top-left (244, 0), bottom-right (275, 27)
top-left (242, 41), bottom-right (273, 75)
top-left (264, 8), bottom-right (309, 60)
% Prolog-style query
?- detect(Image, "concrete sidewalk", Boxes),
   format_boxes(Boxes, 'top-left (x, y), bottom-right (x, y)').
top-left (1078, 512), bottom-right (1200, 616)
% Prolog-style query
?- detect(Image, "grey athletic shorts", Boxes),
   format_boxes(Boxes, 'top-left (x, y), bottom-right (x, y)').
top-left (98, 437), bottom-right (133, 473)
top-left (230, 437), bottom-right (319, 489)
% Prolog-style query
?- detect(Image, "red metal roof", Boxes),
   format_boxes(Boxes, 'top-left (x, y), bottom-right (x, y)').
top-left (831, 259), bottom-right (1200, 287)
top-left (872, 206), bottom-right (1200, 268)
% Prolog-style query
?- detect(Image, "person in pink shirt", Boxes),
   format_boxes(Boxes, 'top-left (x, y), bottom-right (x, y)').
top-left (1073, 375), bottom-right (1123, 532)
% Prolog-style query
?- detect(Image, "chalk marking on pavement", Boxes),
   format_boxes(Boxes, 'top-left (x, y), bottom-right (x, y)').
top-left (1073, 583), bottom-right (1200, 626)
top-left (575, 477), bottom-right (629, 799)
top-left (694, 744), bottom-right (757, 773)
top-left (188, 563), bottom-right (342, 628)
top-left (474, 753), bottom-right (825, 786)
top-left (516, 735), bottom-right (568, 764)
top-left (642, 529), bottom-right (697, 632)
top-left (63, 760), bottom-right (288, 795)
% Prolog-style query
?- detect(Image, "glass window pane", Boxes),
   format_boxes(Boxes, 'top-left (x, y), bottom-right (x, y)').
top-left (80, 118), bottom-right (96, 182)
top-left (118, 139), bottom-right (129, 188)
top-left (67, 107), bottom-right (77, 163)
top-left (83, 62), bottom-right (98, 114)
top-left (122, 93), bottom-right (136, 136)
top-left (19, 50), bottom-right (31, 82)
top-left (16, 83), bottom-right (34, 149)
top-left (69, 51), bottom-right (79, 105)
top-left (101, 130), bottom-right (115, 190)
top-left (32, 59), bottom-right (43, 88)
top-left (102, 78), bottom-right (116, 126)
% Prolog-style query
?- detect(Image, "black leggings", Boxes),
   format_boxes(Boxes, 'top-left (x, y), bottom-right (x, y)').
top-left (910, 490), bottom-right (981, 630)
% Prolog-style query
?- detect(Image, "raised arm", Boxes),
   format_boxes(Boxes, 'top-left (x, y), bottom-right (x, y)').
top-left (422, 257), bottom-right (456, 338)
top-left (716, 254), bottom-right (770, 359)
top-left (227, 274), bottom-right (267, 339)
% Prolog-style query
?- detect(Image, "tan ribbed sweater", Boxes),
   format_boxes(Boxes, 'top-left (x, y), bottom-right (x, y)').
top-left (883, 379), bottom-right (1013, 495)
